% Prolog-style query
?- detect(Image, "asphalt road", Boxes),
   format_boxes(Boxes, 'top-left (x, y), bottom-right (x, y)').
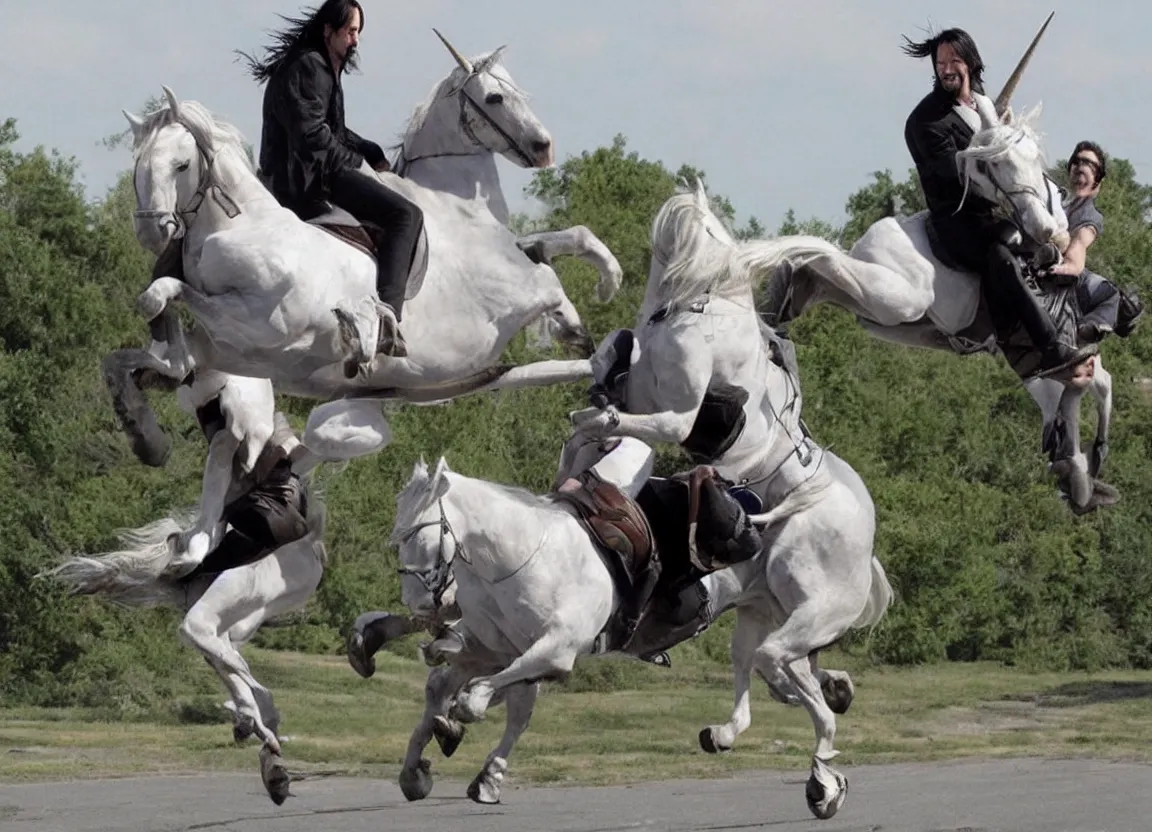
top-left (1, 757), bottom-right (1149, 832)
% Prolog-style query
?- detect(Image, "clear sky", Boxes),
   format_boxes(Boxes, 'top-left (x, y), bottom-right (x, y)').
top-left (2, 1), bottom-right (1145, 228)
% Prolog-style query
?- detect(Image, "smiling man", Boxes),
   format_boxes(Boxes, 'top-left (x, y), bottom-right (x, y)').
top-left (901, 27), bottom-right (1096, 378)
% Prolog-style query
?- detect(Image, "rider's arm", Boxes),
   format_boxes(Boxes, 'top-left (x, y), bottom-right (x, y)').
top-left (910, 119), bottom-right (963, 182)
top-left (1051, 225), bottom-right (1097, 275)
top-left (344, 127), bottom-right (388, 170)
top-left (275, 53), bottom-right (365, 173)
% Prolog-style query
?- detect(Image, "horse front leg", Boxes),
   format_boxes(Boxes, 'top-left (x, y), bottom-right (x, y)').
top-left (102, 348), bottom-right (183, 467)
top-left (518, 226), bottom-right (623, 302)
top-left (400, 664), bottom-right (473, 802)
top-left (467, 682), bottom-right (540, 804)
top-left (138, 278), bottom-right (276, 357)
top-left (168, 430), bottom-right (242, 576)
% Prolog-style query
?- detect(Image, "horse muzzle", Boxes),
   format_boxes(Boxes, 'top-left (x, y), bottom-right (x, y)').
top-left (133, 211), bottom-right (181, 255)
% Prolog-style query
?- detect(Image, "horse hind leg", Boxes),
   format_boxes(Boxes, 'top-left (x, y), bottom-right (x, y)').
top-left (810, 652), bottom-right (854, 715)
top-left (755, 602), bottom-right (861, 821)
top-left (467, 682), bottom-right (539, 804)
top-left (700, 608), bottom-right (771, 754)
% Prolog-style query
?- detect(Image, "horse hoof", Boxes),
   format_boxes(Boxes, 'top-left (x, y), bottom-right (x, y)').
top-left (820, 676), bottom-right (854, 715)
top-left (432, 716), bottom-right (465, 758)
top-left (467, 757), bottom-right (506, 804)
top-left (259, 747), bottom-right (292, 806)
top-left (346, 630), bottom-right (376, 679)
top-left (698, 726), bottom-right (731, 754)
top-left (806, 758), bottom-right (848, 820)
top-left (399, 758), bottom-right (434, 802)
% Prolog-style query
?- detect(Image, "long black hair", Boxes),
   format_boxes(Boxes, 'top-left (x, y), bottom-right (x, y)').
top-left (901, 27), bottom-right (986, 95)
top-left (238, 0), bottom-right (365, 84)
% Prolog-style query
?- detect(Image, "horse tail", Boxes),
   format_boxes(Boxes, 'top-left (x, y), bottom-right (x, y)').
top-left (851, 556), bottom-right (895, 630)
top-left (729, 235), bottom-right (845, 291)
top-left (37, 510), bottom-right (197, 609)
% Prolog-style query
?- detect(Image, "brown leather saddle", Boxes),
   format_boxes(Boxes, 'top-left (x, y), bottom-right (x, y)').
top-left (315, 222), bottom-right (379, 262)
top-left (553, 469), bottom-right (656, 592)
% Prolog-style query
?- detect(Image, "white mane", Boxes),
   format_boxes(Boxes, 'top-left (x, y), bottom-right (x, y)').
top-left (648, 181), bottom-right (744, 313)
top-left (959, 104), bottom-right (1048, 165)
top-left (133, 99), bottom-right (252, 172)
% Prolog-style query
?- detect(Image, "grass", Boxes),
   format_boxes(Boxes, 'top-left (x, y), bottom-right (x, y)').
top-left (2, 642), bottom-right (1152, 788)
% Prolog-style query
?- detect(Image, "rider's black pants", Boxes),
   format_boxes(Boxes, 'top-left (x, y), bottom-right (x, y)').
top-left (328, 169), bottom-right (423, 321)
top-left (930, 212), bottom-right (1058, 348)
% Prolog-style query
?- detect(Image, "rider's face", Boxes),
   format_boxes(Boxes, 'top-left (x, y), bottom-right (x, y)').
top-left (325, 7), bottom-right (361, 66)
top-left (934, 42), bottom-right (970, 97)
top-left (1069, 149), bottom-right (1103, 194)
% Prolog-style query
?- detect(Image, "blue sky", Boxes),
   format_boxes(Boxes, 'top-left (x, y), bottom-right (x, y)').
top-left (2, 1), bottom-right (1146, 229)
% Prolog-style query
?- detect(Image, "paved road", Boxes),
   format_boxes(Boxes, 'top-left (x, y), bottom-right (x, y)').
top-left (1, 758), bottom-right (1149, 831)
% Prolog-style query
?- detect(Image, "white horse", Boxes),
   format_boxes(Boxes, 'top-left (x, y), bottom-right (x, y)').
top-left (39, 463), bottom-right (327, 806)
top-left (741, 82), bottom-right (1116, 513)
top-left (109, 33), bottom-right (620, 475)
top-left (560, 181), bottom-right (892, 818)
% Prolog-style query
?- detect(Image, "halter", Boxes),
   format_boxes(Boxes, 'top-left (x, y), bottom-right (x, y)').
top-left (395, 498), bottom-right (464, 608)
top-left (132, 121), bottom-right (241, 241)
top-left (394, 69), bottom-right (536, 175)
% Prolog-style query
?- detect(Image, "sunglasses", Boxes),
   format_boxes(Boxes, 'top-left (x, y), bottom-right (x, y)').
top-left (1069, 155), bottom-right (1101, 175)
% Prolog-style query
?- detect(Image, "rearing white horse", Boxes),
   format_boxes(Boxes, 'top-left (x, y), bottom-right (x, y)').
top-left (385, 184), bottom-right (891, 819)
top-left (738, 94), bottom-right (1117, 514)
top-left (110, 34), bottom-right (619, 474)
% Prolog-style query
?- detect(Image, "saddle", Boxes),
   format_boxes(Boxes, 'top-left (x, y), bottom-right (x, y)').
top-left (304, 203), bottom-right (380, 262)
top-left (554, 468), bottom-right (656, 587)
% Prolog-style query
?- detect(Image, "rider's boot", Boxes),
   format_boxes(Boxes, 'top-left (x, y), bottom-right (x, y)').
top-left (624, 580), bottom-right (714, 659)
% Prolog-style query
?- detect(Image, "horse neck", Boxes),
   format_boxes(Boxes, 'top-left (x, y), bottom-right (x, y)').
top-left (186, 144), bottom-right (279, 241)
top-left (441, 473), bottom-right (554, 579)
top-left (402, 97), bottom-right (511, 224)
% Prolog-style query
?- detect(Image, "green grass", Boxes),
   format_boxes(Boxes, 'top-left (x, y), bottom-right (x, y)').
top-left (3, 644), bottom-right (1152, 788)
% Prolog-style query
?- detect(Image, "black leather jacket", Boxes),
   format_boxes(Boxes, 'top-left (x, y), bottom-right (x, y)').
top-left (258, 47), bottom-right (386, 211)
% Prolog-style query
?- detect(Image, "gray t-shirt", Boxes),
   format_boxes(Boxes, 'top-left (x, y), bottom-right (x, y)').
top-left (1064, 194), bottom-right (1104, 237)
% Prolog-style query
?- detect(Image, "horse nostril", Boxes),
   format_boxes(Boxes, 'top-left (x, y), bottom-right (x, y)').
top-left (532, 140), bottom-right (552, 154)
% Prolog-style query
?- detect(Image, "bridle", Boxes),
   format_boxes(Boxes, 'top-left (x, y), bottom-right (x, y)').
top-left (395, 498), bottom-right (465, 608)
top-left (132, 121), bottom-right (241, 242)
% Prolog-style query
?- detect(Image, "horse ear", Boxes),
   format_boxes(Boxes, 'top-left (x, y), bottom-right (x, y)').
top-left (161, 85), bottom-right (181, 120)
top-left (122, 109), bottom-right (146, 142)
top-left (433, 455), bottom-right (452, 479)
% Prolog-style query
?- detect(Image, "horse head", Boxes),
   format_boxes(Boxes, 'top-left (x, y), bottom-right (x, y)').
top-left (400, 31), bottom-right (553, 171)
top-left (956, 101), bottom-right (1069, 251)
top-left (391, 456), bottom-right (458, 620)
top-left (124, 86), bottom-right (249, 255)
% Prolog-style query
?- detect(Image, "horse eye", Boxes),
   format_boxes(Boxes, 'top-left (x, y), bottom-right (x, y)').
top-left (175, 161), bottom-right (191, 173)
top-left (485, 92), bottom-right (504, 106)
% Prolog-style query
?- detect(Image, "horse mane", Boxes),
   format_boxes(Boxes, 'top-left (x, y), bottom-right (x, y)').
top-left (133, 99), bottom-right (254, 172)
top-left (648, 182), bottom-right (744, 313)
top-left (960, 104), bottom-right (1048, 165)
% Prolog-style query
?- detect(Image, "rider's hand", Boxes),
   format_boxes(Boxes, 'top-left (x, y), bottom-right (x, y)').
top-left (1047, 261), bottom-right (1083, 278)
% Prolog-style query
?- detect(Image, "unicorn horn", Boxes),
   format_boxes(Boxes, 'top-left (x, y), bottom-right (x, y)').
top-left (433, 29), bottom-right (474, 74)
top-left (994, 11), bottom-right (1055, 117)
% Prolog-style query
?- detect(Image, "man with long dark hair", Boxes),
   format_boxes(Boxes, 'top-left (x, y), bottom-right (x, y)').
top-left (902, 27), bottom-right (1095, 378)
top-left (240, 0), bottom-right (421, 358)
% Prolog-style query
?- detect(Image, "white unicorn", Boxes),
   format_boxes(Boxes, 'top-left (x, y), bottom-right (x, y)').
top-left (740, 22), bottom-right (1117, 514)
top-left (107, 32), bottom-right (622, 481)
